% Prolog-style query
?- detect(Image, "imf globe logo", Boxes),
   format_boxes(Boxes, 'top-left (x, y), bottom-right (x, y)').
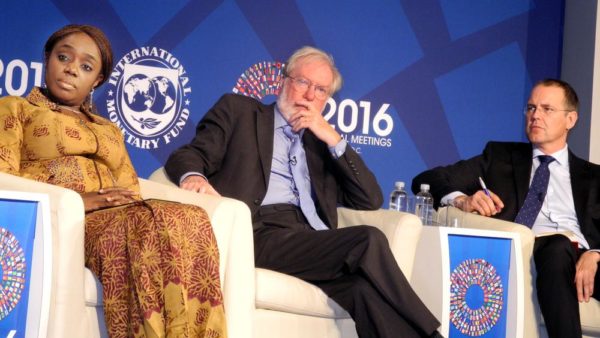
top-left (124, 75), bottom-right (175, 115)
top-left (105, 47), bottom-right (192, 149)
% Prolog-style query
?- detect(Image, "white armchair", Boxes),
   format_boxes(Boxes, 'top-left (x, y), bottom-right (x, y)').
top-left (437, 206), bottom-right (600, 338)
top-left (148, 168), bottom-right (427, 338)
top-left (0, 170), bottom-right (254, 338)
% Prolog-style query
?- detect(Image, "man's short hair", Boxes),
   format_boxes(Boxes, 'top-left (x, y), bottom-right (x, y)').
top-left (536, 78), bottom-right (579, 112)
top-left (285, 46), bottom-right (343, 95)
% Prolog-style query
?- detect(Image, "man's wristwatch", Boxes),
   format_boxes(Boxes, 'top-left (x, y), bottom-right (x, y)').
top-left (449, 196), bottom-right (466, 209)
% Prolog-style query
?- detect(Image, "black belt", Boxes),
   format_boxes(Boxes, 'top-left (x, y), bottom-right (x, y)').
top-left (258, 203), bottom-right (301, 216)
top-left (254, 204), bottom-right (312, 230)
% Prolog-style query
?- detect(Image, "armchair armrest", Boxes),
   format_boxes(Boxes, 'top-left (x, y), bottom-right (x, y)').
top-left (336, 208), bottom-right (422, 281)
top-left (438, 206), bottom-right (535, 247)
top-left (0, 171), bottom-right (88, 337)
top-left (0, 169), bottom-right (255, 338)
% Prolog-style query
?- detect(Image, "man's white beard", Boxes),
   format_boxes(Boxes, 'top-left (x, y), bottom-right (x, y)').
top-left (276, 86), bottom-right (294, 122)
top-left (276, 85), bottom-right (327, 121)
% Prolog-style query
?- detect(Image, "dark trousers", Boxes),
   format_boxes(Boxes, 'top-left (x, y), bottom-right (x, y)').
top-left (534, 235), bottom-right (600, 338)
top-left (253, 204), bottom-right (440, 338)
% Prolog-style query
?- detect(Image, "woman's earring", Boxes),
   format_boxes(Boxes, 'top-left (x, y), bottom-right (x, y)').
top-left (89, 88), bottom-right (95, 111)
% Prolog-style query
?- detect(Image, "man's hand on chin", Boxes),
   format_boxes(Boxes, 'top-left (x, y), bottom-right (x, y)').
top-left (288, 100), bottom-right (341, 147)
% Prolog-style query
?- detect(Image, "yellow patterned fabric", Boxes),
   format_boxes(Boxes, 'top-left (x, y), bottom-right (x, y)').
top-left (0, 88), bottom-right (226, 338)
top-left (86, 200), bottom-right (225, 338)
top-left (0, 87), bottom-right (139, 193)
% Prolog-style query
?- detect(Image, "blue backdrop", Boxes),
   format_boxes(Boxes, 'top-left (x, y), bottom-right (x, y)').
top-left (0, 0), bottom-right (564, 204)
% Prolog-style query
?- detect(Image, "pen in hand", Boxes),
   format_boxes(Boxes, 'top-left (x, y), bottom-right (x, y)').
top-left (478, 176), bottom-right (491, 198)
top-left (479, 176), bottom-right (501, 213)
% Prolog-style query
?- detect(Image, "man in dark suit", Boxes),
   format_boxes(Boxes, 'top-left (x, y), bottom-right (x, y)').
top-left (166, 46), bottom-right (441, 337)
top-left (412, 79), bottom-right (600, 338)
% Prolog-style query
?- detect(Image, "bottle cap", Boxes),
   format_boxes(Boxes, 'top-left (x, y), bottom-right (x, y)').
top-left (420, 183), bottom-right (430, 191)
top-left (394, 181), bottom-right (405, 189)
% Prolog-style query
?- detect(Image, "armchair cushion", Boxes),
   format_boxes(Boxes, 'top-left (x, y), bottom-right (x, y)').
top-left (255, 268), bottom-right (349, 318)
top-left (581, 301), bottom-right (600, 335)
top-left (84, 268), bottom-right (102, 307)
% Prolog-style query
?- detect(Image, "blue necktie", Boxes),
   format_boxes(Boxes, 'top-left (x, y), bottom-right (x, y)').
top-left (283, 126), bottom-right (328, 231)
top-left (514, 155), bottom-right (555, 228)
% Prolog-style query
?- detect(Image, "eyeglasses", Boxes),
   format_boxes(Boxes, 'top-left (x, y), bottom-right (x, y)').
top-left (524, 104), bottom-right (572, 116)
top-left (286, 75), bottom-right (330, 100)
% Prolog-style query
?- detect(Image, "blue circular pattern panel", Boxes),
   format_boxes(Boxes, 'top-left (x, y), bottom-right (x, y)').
top-left (0, 227), bottom-right (26, 320)
top-left (450, 258), bottom-right (503, 336)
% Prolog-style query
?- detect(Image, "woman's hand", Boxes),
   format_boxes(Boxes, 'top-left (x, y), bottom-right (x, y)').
top-left (81, 187), bottom-right (139, 212)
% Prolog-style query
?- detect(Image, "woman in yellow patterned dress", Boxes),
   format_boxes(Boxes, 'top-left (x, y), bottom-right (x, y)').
top-left (0, 24), bottom-right (226, 338)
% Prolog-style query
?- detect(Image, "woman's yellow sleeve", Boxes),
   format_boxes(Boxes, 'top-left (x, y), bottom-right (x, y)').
top-left (0, 97), bottom-right (24, 176)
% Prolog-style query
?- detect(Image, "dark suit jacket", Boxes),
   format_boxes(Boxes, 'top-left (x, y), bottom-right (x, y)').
top-left (412, 141), bottom-right (600, 250)
top-left (165, 94), bottom-right (383, 228)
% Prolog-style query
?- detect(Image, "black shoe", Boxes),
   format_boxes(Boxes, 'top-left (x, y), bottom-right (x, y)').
top-left (429, 330), bottom-right (444, 338)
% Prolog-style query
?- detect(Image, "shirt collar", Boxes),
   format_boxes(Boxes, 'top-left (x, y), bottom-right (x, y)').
top-left (274, 105), bottom-right (304, 137)
top-left (274, 105), bottom-right (288, 129)
top-left (532, 144), bottom-right (569, 168)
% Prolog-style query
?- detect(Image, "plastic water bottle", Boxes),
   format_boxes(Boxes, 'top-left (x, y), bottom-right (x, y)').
top-left (415, 183), bottom-right (434, 225)
top-left (388, 181), bottom-right (408, 212)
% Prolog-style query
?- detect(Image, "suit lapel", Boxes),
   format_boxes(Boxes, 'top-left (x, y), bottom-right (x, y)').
top-left (256, 103), bottom-right (275, 189)
top-left (569, 151), bottom-right (590, 228)
top-left (512, 144), bottom-right (533, 209)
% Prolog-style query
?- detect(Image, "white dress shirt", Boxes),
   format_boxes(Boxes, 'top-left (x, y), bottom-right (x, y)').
top-left (530, 145), bottom-right (589, 249)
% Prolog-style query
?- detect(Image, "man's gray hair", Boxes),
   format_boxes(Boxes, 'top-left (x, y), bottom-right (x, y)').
top-left (285, 46), bottom-right (343, 95)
